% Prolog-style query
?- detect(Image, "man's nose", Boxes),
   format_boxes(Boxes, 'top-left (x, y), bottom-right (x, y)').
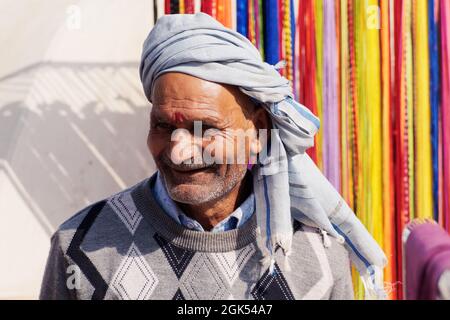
top-left (169, 129), bottom-right (203, 164)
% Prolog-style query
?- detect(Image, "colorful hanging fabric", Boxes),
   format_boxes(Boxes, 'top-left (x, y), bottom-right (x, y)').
top-left (247, 0), bottom-right (256, 47)
top-left (380, 0), bottom-right (396, 300)
top-left (165, 0), bottom-right (171, 14)
top-left (277, 0), bottom-right (284, 77)
top-left (394, 0), bottom-right (414, 300)
top-left (195, 0), bottom-right (201, 12)
top-left (231, 0), bottom-right (237, 30)
top-left (282, 0), bottom-right (293, 83)
top-left (216, 0), bottom-right (223, 24)
top-left (258, 0), bottom-right (265, 59)
top-left (441, 0), bottom-right (450, 233)
top-left (352, 0), bottom-right (365, 298)
top-left (393, 0), bottom-right (403, 300)
top-left (335, 0), bottom-right (341, 178)
top-left (354, 0), bottom-right (365, 231)
top-left (406, 0), bottom-right (415, 222)
top-left (322, 0), bottom-right (340, 191)
top-left (367, 0), bottom-right (383, 248)
top-left (201, 0), bottom-right (214, 16)
top-left (184, 0), bottom-right (195, 13)
top-left (170, 0), bottom-right (180, 13)
top-left (429, 0), bottom-right (440, 223)
top-left (413, 0), bottom-right (434, 220)
top-left (253, 0), bottom-right (262, 55)
top-left (293, 0), bottom-right (300, 100)
top-left (347, 0), bottom-right (360, 213)
top-left (216, 0), bottom-right (231, 28)
top-left (264, 0), bottom-right (280, 65)
top-left (290, 0), bottom-right (296, 98)
top-left (179, 0), bottom-right (185, 13)
top-left (297, 0), bottom-right (318, 164)
top-left (151, 0), bottom-right (450, 300)
top-left (236, 0), bottom-right (248, 37)
top-left (314, 0), bottom-right (324, 170)
top-left (352, 0), bottom-right (384, 299)
top-left (339, 0), bottom-right (351, 207)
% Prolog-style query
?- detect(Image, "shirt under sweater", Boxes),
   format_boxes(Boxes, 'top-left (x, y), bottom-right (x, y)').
top-left (39, 174), bottom-right (354, 300)
top-left (151, 171), bottom-right (255, 232)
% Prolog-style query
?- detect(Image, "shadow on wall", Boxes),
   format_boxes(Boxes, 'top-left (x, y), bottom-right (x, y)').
top-left (0, 61), bottom-right (156, 235)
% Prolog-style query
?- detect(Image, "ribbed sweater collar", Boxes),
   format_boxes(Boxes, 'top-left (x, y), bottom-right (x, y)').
top-left (131, 174), bottom-right (259, 252)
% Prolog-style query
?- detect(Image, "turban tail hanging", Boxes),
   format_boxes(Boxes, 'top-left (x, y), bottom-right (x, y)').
top-left (140, 13), bottom-right (387, 299)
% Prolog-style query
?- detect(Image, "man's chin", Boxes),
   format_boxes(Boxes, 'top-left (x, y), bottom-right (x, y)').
top-left (166, 184), bottom-right (217, 205)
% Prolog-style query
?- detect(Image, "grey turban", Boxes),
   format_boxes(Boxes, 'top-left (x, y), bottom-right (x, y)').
top-left (140, 13), bottom-right (387, 299)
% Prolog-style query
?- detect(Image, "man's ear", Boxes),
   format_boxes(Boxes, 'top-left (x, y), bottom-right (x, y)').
top-left (252, 105), bottom-right (271, 131)
top-left (250, 106), bottom-right (271, 155)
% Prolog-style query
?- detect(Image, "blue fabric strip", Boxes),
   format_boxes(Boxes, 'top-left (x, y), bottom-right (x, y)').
top-left (332, 223), bottom-right (373, 273)
top-left (262, 175), bottom-right (273, 253)
top-left (286, 97), bottom-right (321, 129)
top-left (237, 0), bottom-right (248, 37)
top-left (428, 0), bottom-right (440, 221)
top-left (264, 0), bottom-right (280, 65)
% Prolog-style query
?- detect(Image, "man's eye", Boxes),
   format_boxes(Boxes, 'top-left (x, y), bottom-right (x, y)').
top-left (154, 122), bottom-right (174, 130)
top-left (202, 124), bottom-right (215, 131)
top-left (203, 126), bottom-right (219, 135)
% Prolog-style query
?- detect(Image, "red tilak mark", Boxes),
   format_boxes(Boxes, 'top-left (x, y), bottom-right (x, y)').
top-left (172, 112), bottom-right (185, 123)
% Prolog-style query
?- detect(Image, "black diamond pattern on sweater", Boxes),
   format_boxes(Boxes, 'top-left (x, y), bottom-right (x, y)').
top-left (172, 289), bottom-right (185, 300)
top-left (154, 233), bottom-right (195, 279)
top-left (251, 263), bottom-right (295, 300)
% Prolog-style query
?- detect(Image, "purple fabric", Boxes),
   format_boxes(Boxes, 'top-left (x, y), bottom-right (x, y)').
top-left (322, 0), bottom-right (340, 192)
top-left (405, 223), bottom-right (450, 299)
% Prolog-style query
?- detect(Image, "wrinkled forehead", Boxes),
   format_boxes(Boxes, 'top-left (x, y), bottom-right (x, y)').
top-left (151, 72), bottom-right (226, 104)
top-left (151, 72), bottom-right (255, 116)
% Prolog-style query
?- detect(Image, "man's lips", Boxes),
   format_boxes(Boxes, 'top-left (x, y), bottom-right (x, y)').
top-left (171, 164), bottom-right (215, 173)
top-left (161, 156), bottom-right (217, 173)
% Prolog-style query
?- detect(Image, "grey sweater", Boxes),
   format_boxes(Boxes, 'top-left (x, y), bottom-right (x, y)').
top-left (39, 175), bottom-right (354, 300)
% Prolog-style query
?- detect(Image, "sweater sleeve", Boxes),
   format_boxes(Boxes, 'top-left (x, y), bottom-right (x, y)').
top-left (39, 232), bottom-right (76, 300)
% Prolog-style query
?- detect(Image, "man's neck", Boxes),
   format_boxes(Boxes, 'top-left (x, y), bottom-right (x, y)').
top-left (177, 172), bottom-right (252, 231)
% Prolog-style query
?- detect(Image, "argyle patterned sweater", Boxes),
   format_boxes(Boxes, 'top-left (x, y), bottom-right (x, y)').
top-left (39, 174), bottom-right (354, 300)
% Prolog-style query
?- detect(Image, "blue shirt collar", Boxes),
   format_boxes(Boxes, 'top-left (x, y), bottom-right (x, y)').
top-left (151, 171), bottom-right (255, 232)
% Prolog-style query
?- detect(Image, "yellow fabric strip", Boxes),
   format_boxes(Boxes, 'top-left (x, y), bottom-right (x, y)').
top-left (406, 0), bottom-right (415, 220)
top-left (413, 0), bottom-right (434, 219)
top-left (366, 0), bottom-right (383, 247)
top-left (315, 0), bottom-right (324, 170)
top-left (353, 0), bottom-right (384, 299)
top-left (284, 0), bottom-right (293, 82)
top-left (179, 0), bottom-right (185, 13)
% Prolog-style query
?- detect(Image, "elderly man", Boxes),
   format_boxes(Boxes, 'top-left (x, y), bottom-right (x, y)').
top-left (40, 13), bottom-right (386, 300)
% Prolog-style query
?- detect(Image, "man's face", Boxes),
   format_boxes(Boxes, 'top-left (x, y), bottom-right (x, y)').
top-left (148, 72), bottom-right (264, 205)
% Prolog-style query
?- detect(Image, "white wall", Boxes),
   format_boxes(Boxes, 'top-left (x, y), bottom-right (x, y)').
top-left (0, 0), bottom-right (156, 299)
